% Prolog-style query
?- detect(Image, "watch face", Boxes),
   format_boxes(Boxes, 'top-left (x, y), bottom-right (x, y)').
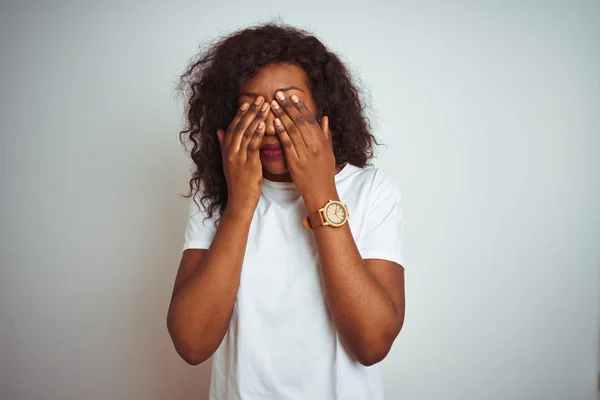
top-left (325, 202), bottom-right (347, 225)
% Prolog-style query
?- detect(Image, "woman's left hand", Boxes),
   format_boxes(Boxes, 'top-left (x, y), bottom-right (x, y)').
top-left (271, 91), bottom-right (339, 212)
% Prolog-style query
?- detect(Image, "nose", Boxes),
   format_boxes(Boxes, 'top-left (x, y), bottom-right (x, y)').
top-left (264, 109), bottom-right (277, 136)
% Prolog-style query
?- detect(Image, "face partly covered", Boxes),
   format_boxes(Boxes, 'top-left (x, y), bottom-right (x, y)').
top-left (238, 63), bottom-right (319, 182)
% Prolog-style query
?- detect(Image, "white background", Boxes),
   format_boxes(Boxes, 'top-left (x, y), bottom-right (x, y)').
top-left (1, 1), bottom-right (598, 399)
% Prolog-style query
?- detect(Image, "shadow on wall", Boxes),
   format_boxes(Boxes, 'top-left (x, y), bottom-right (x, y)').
top-left (122, 137), bottom-right (213, 399)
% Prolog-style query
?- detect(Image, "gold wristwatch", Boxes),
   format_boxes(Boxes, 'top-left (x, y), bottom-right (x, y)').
top-left (302, 199), bottom-right (350, 229)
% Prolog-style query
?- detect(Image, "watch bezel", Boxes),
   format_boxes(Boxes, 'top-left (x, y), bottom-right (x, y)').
top-left (321, 200), bottom-right (349, 227)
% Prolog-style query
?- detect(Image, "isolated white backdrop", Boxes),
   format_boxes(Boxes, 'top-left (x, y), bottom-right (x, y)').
top-left (1, 1), bottom-right (598, 399)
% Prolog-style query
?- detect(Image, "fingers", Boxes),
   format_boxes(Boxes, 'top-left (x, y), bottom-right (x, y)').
top-left (246, 121), bottom-right (266, 161)
top-left (270, 96), bottom-right (306, 151)
top-left (289, 94), bottom-right (325, 142)
top-left (224, 102), bottom-right (250, 149)
top-left (274, 117), bottom-right (299, 160)
top-left (230, 96), bottom-right (266, 153)
top-left (238, 101), bottom-right (270, 154)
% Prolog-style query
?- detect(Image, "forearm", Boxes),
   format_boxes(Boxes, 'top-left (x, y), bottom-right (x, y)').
top-left (167, 207), bottom-right (253, 364)
top-left (305, 193), bottom-right (402, 365)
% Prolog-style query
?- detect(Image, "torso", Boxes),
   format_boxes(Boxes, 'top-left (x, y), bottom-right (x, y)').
top-left (209, 164), bottom-right (386, 400)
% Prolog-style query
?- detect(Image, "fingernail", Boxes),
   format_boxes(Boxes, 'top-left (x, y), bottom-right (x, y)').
top-left (276, 91), bottom-right (285, 100)
top-left (254, 96), bottom-right (263, 105)
top-left (275, 118), bottom-right (282, 126)
top-left (258, 122), bottom-right (265, 129)
top-left (290, 94), bottom-right (299, 103)
top-left (241, 103), bottom-right (249, 110)
top-left (261, 102), bottom-right (269, 112)
top-left (271, 100), bottom-right (280, 110)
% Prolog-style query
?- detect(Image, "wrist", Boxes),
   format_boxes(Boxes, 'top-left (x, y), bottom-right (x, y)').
top-left (224, 202), bottom-right (256, 222)
top-left (303, 186), bottom-right (340, 213)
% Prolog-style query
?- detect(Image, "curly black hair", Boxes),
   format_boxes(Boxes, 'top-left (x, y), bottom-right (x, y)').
top-left (178, 22), bottom-right (379, 222)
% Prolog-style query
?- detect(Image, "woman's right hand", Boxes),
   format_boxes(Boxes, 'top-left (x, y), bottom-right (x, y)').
top-left (217, 96), bottom-right (270, 215)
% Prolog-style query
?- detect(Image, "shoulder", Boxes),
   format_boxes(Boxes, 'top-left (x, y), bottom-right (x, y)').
top-left (342, 164), bottom-right (402, 201)
top-left (187, 186), bottom-right (220, 226)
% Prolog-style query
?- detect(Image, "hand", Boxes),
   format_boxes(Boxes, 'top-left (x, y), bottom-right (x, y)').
top-left (217, 96), bottom-right (270, 215)
top-left (270, 91), bottom-right (339, 212)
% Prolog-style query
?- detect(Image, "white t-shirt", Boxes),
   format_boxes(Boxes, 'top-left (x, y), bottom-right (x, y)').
top-left (183, 163), bottom-right (405, 400)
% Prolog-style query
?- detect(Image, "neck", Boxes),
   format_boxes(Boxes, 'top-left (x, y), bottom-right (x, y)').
top-left (263, 164), bottom-right (345, 183)
top-left (262, 170), bottom-right (293, 182)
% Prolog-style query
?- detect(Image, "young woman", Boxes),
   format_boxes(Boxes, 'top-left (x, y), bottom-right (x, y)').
top-left (167, 23), bottom-right (406, 400)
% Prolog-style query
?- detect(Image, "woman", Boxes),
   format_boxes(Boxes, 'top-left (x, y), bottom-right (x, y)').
top-left (167, 23), bottom-right (405, 400)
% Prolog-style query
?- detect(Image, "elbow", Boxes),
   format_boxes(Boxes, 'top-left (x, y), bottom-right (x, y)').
top-left (170, 336), bottom-right (212, 366)
top-left (355, 341), bottom-right (392, 366)
top-left (166, 314), bottom-right (211, 366)
top-left (354, 320), bottom-right (403, 367)
top-left (176, 346), bottom-right (210, 366)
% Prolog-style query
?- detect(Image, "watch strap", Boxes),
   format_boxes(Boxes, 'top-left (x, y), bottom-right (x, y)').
top-left (303, 209), bottom-right (325, 229)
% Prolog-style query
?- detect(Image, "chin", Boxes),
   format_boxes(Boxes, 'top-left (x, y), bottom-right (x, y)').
top-left (261, 159), bottom-right (288, 176)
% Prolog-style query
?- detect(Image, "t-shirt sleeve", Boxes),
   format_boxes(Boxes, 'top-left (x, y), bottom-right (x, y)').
top-left (182, 192), bottom-right (218, 251)
top-left (357, 170), bottom-right (405, 267)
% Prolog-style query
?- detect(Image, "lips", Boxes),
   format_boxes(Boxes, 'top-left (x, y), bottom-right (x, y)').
top-left (260, 142), bottom-right (282, 151)
top-left (260, 142), bottom-right (284, 160)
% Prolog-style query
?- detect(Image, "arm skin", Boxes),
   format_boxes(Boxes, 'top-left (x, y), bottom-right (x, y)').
top-left (167, 95), bottom-right (269, 365)
top-left (304, 189), bottom-right (406, 366)
top-left (270, 91), bottom-right (406, 366)
top-left (167, 193), bottom-right (404, 367)
top-left (167, 207), bottom-right (254, 365)
top-left (168, 185), bottom-right (404, 368)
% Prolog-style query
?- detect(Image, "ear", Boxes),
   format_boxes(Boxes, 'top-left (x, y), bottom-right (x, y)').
top-left (320, 116), bottom-right (331, 141)
top-left (216, 129), bottom-right (224, 150)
